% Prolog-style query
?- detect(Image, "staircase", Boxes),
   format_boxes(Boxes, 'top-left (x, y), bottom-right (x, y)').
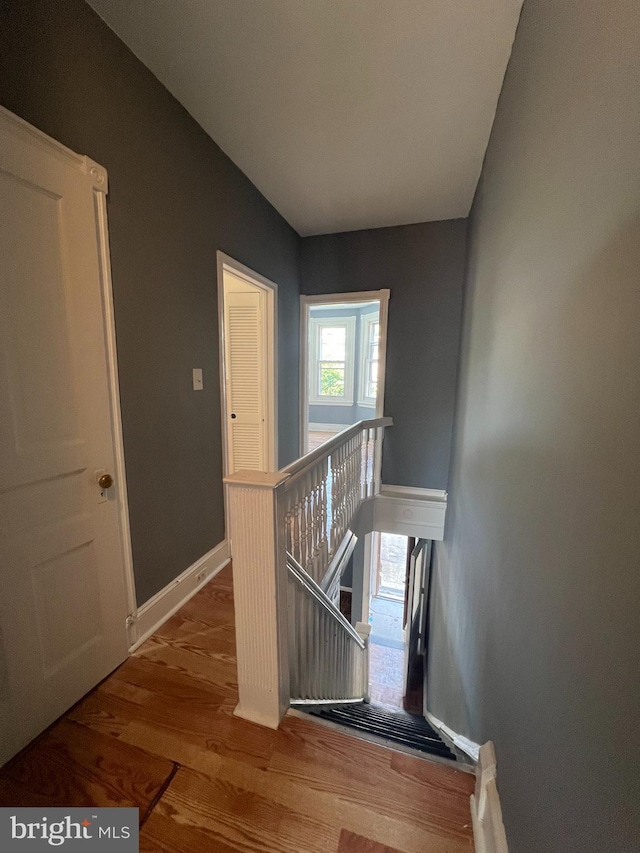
top-left (287, 547), bottom-right (457, 763)
top-left (225, 417), bottom-right (456, 764)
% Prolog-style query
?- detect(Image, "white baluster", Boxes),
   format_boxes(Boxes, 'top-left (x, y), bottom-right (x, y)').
top-left (361, 428), bottom-right (370, 499)
top-left (373, 427), bottom-right (383, 493)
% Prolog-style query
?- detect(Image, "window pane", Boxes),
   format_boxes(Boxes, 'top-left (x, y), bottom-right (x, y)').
top-left (320, 326), bottom-right (346, 361)
top-left (320, 362), bottom-right (345, 396)
top-left (368, 361), bottom-right (378, 398)
top-left (368, 323), bottom-right (379, 361)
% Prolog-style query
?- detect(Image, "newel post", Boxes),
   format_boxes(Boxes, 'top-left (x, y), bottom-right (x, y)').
top-left (224, 470), bottom-right (291, 729)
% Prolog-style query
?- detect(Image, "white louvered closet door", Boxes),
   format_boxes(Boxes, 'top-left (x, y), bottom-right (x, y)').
top-left (223, 275), bottom-right (267, 473)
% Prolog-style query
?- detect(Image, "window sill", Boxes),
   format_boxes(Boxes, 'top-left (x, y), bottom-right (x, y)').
top-left (309, 399), bottom-right (355, 407)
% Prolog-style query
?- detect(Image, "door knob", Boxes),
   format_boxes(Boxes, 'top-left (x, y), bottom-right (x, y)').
top-left (230, 413), bottom-right (237, 419)
top-left (98, 473), bottom-right (114, 489)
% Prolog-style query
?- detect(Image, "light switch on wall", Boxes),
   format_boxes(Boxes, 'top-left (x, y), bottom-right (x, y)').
top-left (192, 368), bottom-right (203, 390)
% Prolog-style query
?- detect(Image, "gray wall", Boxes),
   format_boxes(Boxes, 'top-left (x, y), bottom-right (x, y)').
top-left (301, 220), bottom-right (467, 490)
top-left (0, 0), bottom-right (300, 605)
top-left (429, 1), bottom-right (640, 851)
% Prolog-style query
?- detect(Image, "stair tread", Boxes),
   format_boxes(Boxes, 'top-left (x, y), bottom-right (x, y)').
top-left (335, 705), bottom-right (439, 731)
top-left (326, 707), bottom-right (442, 741)
top-left (327, 719), bottom-right (453, 755)
top-left (324, 709), bottom-right (440, 741)
top-left (307, 703), bottom-right (456, 760)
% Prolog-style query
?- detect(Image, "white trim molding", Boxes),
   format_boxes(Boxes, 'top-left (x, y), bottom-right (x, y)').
top-left (93, 169), bottom-right (137, 623)
top-left (0, 104), bottom-right (100, 181)
top-left (129, 539), bottom-right (230, 651)
top-left (358, 308), bottom-right (380, 406)
top-left (381, 484), bottom-right (448, 502)
top-left (425, 711), bottom-right (481, 763)
top-left (471, 742), bottom-right (509, 853)
top-left (373, 484), bottom-right (448, 540)
top-left (423, 712), bottom-right (508, 850)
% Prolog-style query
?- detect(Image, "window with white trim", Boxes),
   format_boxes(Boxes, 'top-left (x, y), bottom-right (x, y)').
top-left (359, 311), bottom-right (380, 406)
top-left (308, 316), bottom-right (356, 404)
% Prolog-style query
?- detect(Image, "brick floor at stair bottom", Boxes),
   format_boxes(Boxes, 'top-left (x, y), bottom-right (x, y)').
top-left (0, 564), bottom-right (475, 852)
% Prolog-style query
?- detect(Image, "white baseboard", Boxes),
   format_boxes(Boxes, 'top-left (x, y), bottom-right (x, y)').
top-left (129, 539), bottom-right (230, 652)
top-left (425, 710), bottom-right (481, 763)
top-left (471, 742), bottom-right (509, 853)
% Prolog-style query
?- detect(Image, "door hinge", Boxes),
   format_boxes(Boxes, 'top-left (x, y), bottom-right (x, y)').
top-left (125, 613), bottom-right (137, 648)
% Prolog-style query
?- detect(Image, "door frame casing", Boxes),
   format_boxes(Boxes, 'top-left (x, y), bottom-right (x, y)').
top-left (299, 289), bottom-right (390, 457)
top-left (0, 105), bottom-right (137, 640)
top-left (217, 252), bottom-right (278, 538)
top-left (94, 169), bottom-right (138, 632)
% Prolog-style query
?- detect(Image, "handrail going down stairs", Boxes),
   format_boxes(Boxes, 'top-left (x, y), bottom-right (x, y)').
top-left (224, 417), bottom-right (392, 729)
top-left (287, 552), bottom-right (370, 705)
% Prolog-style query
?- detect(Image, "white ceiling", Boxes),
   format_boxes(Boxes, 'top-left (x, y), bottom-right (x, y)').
top-left (88, 0), bottom-right (523, 236)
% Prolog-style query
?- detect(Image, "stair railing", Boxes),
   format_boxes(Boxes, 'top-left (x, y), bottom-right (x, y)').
top-left (224, 417), bottom-right (392, 729)
top-left (281, 418), bottom-right (391, 586)
top-left (287, 553), bottom-right (371, 704)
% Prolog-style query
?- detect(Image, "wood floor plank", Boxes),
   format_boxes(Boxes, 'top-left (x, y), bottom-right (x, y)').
top-left (269, 715), bottom-right (473, 844)
top-left (0, 718), bottom-right (174, 811)
top-left (124, 708), bottom-right (277, 771)
top-left (155, 614), bottom-right (237, 656)
top-left (136, 635), bottom-right (238, 695)
top-left (67, 679), bottom-right (142, 740)
top-left (1, 561), bottom-right (474, 852)
top-left (147, 765), bottom-right (341, 853)
top-left (141, 811), bottom-right (241, 853)
top-left (181, 745), bottom-right (472, 853)
top-left (73, 661), bottom-right (275, 771)
top-left (111, 653), bottom-right (229, 709)
top-left (197, 576), bottom-right (235, 607)
top-left (275, 712), bottom-right (392, 778)
top-left (391, 750), bottom-right (475, 797)
top-left (178, 589), bottom-right (235, 626)
top-left (339, 830), bottom-right (405, 853)
top-left (74, 669), bottom-right (224, 742)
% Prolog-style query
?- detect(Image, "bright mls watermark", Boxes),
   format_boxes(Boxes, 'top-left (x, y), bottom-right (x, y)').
top-left (0, 808), bottom-right (138, 850)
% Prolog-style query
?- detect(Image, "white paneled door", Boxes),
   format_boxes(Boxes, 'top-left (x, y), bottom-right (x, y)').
top-left (0, 108), bottom-right (130, 766)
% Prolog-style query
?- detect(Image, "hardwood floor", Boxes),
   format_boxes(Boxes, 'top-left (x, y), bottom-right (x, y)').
top-left (0, 564), bottom-right (475, 852)
top-left (307, 429), bottom-right (340, 452)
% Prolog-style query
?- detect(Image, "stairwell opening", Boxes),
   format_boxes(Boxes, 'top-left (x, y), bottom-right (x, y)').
top-left (368, 532), bottom-right (411, 711)
top-left (340, 533), bottom-right (427, 716)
